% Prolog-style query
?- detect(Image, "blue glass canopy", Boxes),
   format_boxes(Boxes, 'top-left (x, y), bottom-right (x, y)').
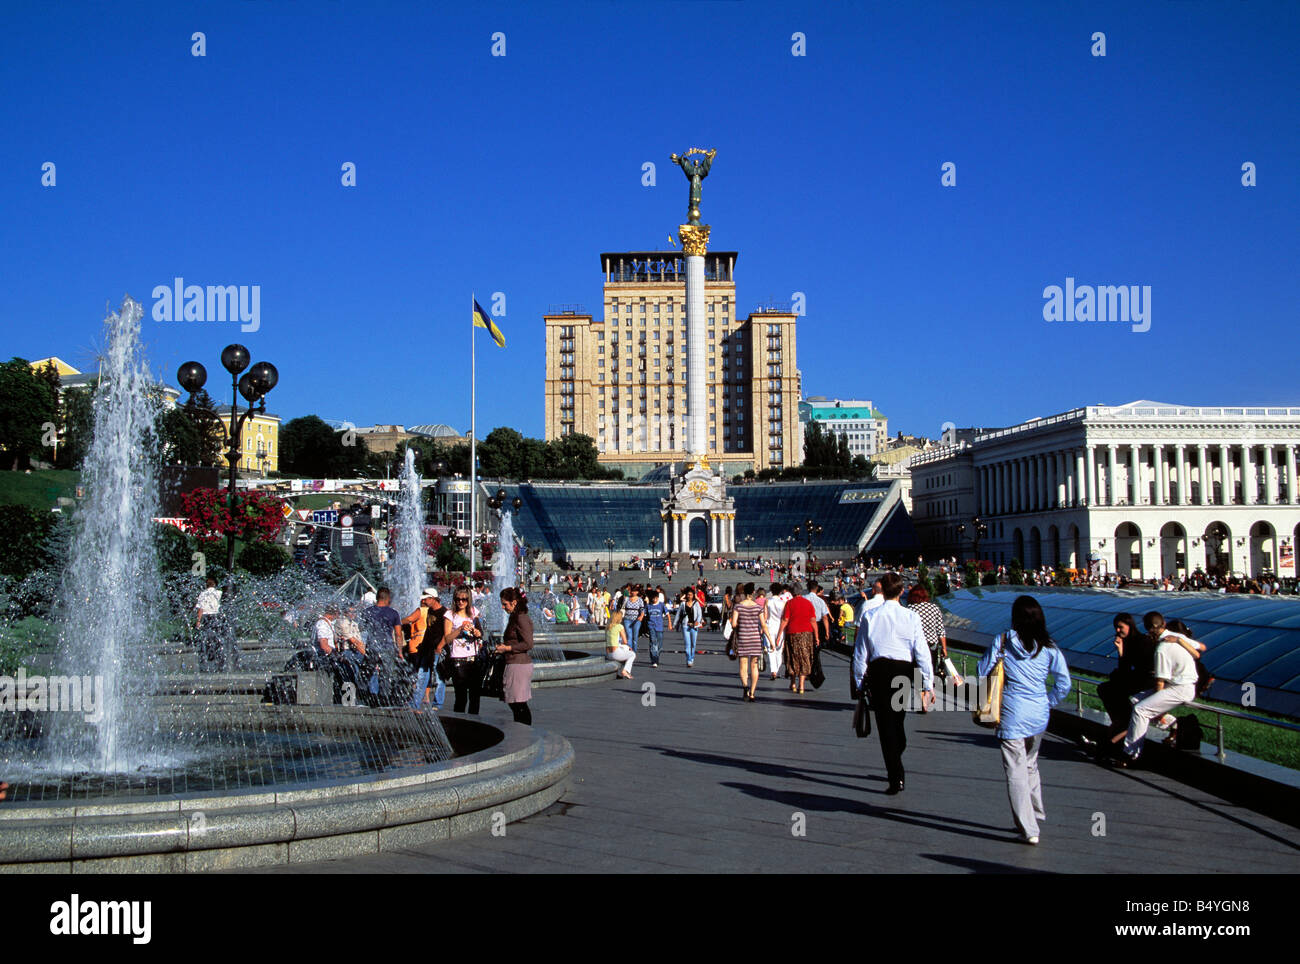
top-left (938, 587), bottom-right (1300, 717)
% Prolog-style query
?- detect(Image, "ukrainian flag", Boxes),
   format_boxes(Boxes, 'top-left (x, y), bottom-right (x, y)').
top-left (473, 299), bottom-right (506, 348)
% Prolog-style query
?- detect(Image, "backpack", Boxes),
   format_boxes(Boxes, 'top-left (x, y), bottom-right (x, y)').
top-left (1169, 714), bottom-right (1203, 752)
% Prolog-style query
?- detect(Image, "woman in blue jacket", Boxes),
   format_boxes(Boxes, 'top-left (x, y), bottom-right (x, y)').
top-left (976, 595), bottom-right (1072, 845)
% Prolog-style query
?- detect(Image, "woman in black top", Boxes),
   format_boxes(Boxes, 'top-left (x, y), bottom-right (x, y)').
top-left (1094, 612), bottom-right (1154, 756)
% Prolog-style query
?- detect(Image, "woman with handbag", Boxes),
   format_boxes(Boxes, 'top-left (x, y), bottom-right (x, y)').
top-left (778, 581), bottom-right (817, 694)
top-left (975, 595), bottom-right (1072, 845)
top-left (493, 587), bottom-right (535, 724)
top-left (437, 587), bottom-right (485, 714)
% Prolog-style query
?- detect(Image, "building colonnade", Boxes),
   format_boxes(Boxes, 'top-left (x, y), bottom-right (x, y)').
top-left (976, 442), bottom-right (1299, 516)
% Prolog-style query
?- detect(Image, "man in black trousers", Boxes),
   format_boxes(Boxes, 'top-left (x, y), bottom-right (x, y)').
top-left (851, 572), bottom-right (934, 794)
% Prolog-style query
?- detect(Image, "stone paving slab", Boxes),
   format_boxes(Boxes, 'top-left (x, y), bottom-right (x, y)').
top-left (252, 634), bottom-right (1300, 874)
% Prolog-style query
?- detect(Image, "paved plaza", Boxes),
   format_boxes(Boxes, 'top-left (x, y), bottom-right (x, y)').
top-left (256, 634), bottom-right (1300, 874)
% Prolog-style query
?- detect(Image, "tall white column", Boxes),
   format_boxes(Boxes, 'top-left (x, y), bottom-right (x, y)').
top-left (1286, 445), bottom-right (1297, 504)
top-left (1263, 446), bottom-right (1277, 505)
top-left (1196, 445), bottom-right (1207, 504)
top-left (663, 517), bottom-right (670, 554)
top-left (1154, 445), bottom-right (1166, 506)
top-left (1219, 445), bottom-right (1230, 504)
top-left (684, 252), bottom-right (707, 457)
top-left (1106, 444), bottom-right (1117, 506)
top-left (1085, 446), bottom-right (1096, 505)
top-left (1129, 445), bottom-right (1141, 505)
top-left (1175, 445), bottom-right (1187, 505)
top-left (1243, 444), bottom-right (1256, 506)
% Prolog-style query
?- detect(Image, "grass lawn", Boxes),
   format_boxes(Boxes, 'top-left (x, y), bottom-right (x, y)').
top-left (0, 469), bottom-right (81, 511)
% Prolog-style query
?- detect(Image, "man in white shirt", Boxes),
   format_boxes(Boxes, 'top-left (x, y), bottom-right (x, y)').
top-left (803, 580), bottom-right (831, 645)
top-left (851, 573), bottom-right (934, 794)
top-left (1119, 616), bottom-right (1203, 763)
top-left (195, 577), bottom-right (222, 629)
top-left (315, 605), bottom-right (339, 655)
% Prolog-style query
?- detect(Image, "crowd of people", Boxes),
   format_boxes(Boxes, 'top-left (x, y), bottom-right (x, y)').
top-left (189, 543), bottom-right (1233, 851)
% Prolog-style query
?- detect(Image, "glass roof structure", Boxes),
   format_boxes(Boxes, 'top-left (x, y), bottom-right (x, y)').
top-left (494, 480), bottom-right (916, 557)
top-left (938, 587), bottom-right (1300, 717)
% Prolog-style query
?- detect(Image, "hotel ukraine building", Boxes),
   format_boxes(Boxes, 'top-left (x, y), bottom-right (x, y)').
top-left (543, 251), bottom-right (801, 479)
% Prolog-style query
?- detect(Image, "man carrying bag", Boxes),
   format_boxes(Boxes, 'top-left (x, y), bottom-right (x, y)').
top-left (851, 573), bottom-right (933, 794)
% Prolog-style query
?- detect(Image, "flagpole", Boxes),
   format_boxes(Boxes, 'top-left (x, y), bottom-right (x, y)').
top-left (470, 292), bottom-right (477, 576)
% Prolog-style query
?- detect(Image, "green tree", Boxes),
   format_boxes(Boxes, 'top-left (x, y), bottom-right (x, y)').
top-left (435, 538), bottom-right (469, 572)
top-left (156, 406), bottom-right (203, 465)
top-left (1008, 557), bottom-right (1025, 586)
top-left (0, 505), bottom-right (55, 579)
top-left (478, 426), bottom-right (526, 479)
top-left (184, 389), bottom-right (225, 466)
top-left (59, 384), bottom-right (95, 469)
top-left (963, 560), bottom-right (981, 591)
top-left (280, 416), bottom-right (346, 476)
top-left (238, 540), bottom-right (290, 576)
top-left (0, 358), bottom-right (58, 469)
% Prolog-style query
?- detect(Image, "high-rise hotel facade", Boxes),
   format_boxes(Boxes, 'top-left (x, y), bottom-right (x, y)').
top-left (544, 250), bottom-right (800, 478)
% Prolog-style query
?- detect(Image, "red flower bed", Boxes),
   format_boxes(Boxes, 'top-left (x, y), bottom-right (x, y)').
top-left (181, 488), bottom-right (287, 544)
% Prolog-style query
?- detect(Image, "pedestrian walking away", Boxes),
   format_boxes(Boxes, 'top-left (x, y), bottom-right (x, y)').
top-left (976, 595), bottom-right (1072, 844)
top-left (851, 572), bottom-right (934, 794)
top-left (730, 582), bottom-right (771, 701)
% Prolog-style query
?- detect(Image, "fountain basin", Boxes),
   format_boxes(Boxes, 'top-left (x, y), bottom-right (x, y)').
top-left (530, 648), bottom-right (621, 688)
top-left (0, 707), bottom-right (572, 872)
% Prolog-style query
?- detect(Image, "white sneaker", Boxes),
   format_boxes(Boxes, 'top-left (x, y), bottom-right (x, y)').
top-left (1025, 836), bottom-right (1039, 845)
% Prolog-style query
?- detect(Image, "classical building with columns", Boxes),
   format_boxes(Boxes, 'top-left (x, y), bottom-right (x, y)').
top-left (910, 400), bottom-right (1300, 580)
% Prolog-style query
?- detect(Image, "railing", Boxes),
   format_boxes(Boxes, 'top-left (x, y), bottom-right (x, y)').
top-left (940, 647), bottom-right (1300, 763)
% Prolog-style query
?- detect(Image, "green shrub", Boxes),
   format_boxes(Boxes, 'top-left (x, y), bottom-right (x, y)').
top-left (238, 540), bottom-right (290, 577)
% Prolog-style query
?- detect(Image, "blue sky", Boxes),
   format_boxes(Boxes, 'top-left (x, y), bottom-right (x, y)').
top-left (2, 1), bottom-right (1297, 441)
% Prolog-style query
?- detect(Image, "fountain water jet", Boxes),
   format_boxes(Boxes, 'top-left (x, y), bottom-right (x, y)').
top-left (390, 448), bottom-right (426, 616)
top-left (51, 296), bottom-right (163, 772)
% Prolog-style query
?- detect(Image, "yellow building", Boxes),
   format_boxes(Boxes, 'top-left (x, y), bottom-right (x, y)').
top-left (215, 406), bottom-right (281, 475)
top-left (544, 250), bottom-right (801, 478)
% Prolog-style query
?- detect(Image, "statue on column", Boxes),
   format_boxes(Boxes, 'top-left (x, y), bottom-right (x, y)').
top-left (670, 148), bottom-right (716, 226)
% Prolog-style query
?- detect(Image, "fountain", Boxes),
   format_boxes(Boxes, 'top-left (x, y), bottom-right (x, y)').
top-left (50, 296), bottom-right (163, 772)
top-left (390, 447), bottom-right (426, 615)
top-left (0, 297), bottom-right (572, 871)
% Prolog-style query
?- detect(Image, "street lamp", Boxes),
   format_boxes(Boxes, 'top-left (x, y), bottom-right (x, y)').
top-left (604, 537), bottom-right (615, 572)
top-left (177, 345), bottom-right (280, 573)
top-left (742, 534), bottom-right (754, 558)
top-left (792, 518), bottom-right (823, 561)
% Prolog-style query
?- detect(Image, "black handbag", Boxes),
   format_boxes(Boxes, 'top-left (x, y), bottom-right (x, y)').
top-left (480, 652), bottom-right (506, 700)
top-left (853, 693), bottom-right (872, 738)
top-left (808, 645), bottom-right (826, 690)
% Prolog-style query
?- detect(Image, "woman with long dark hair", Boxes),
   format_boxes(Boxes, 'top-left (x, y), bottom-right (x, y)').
top-left (1094, 612), bottom-right (1154, 757)
top-left (976, 595), bottom-right (1072, 845)
top-left (494, 587), bottom-right (535, 725)
top-left (436, 586), bottom-right (484, 714)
